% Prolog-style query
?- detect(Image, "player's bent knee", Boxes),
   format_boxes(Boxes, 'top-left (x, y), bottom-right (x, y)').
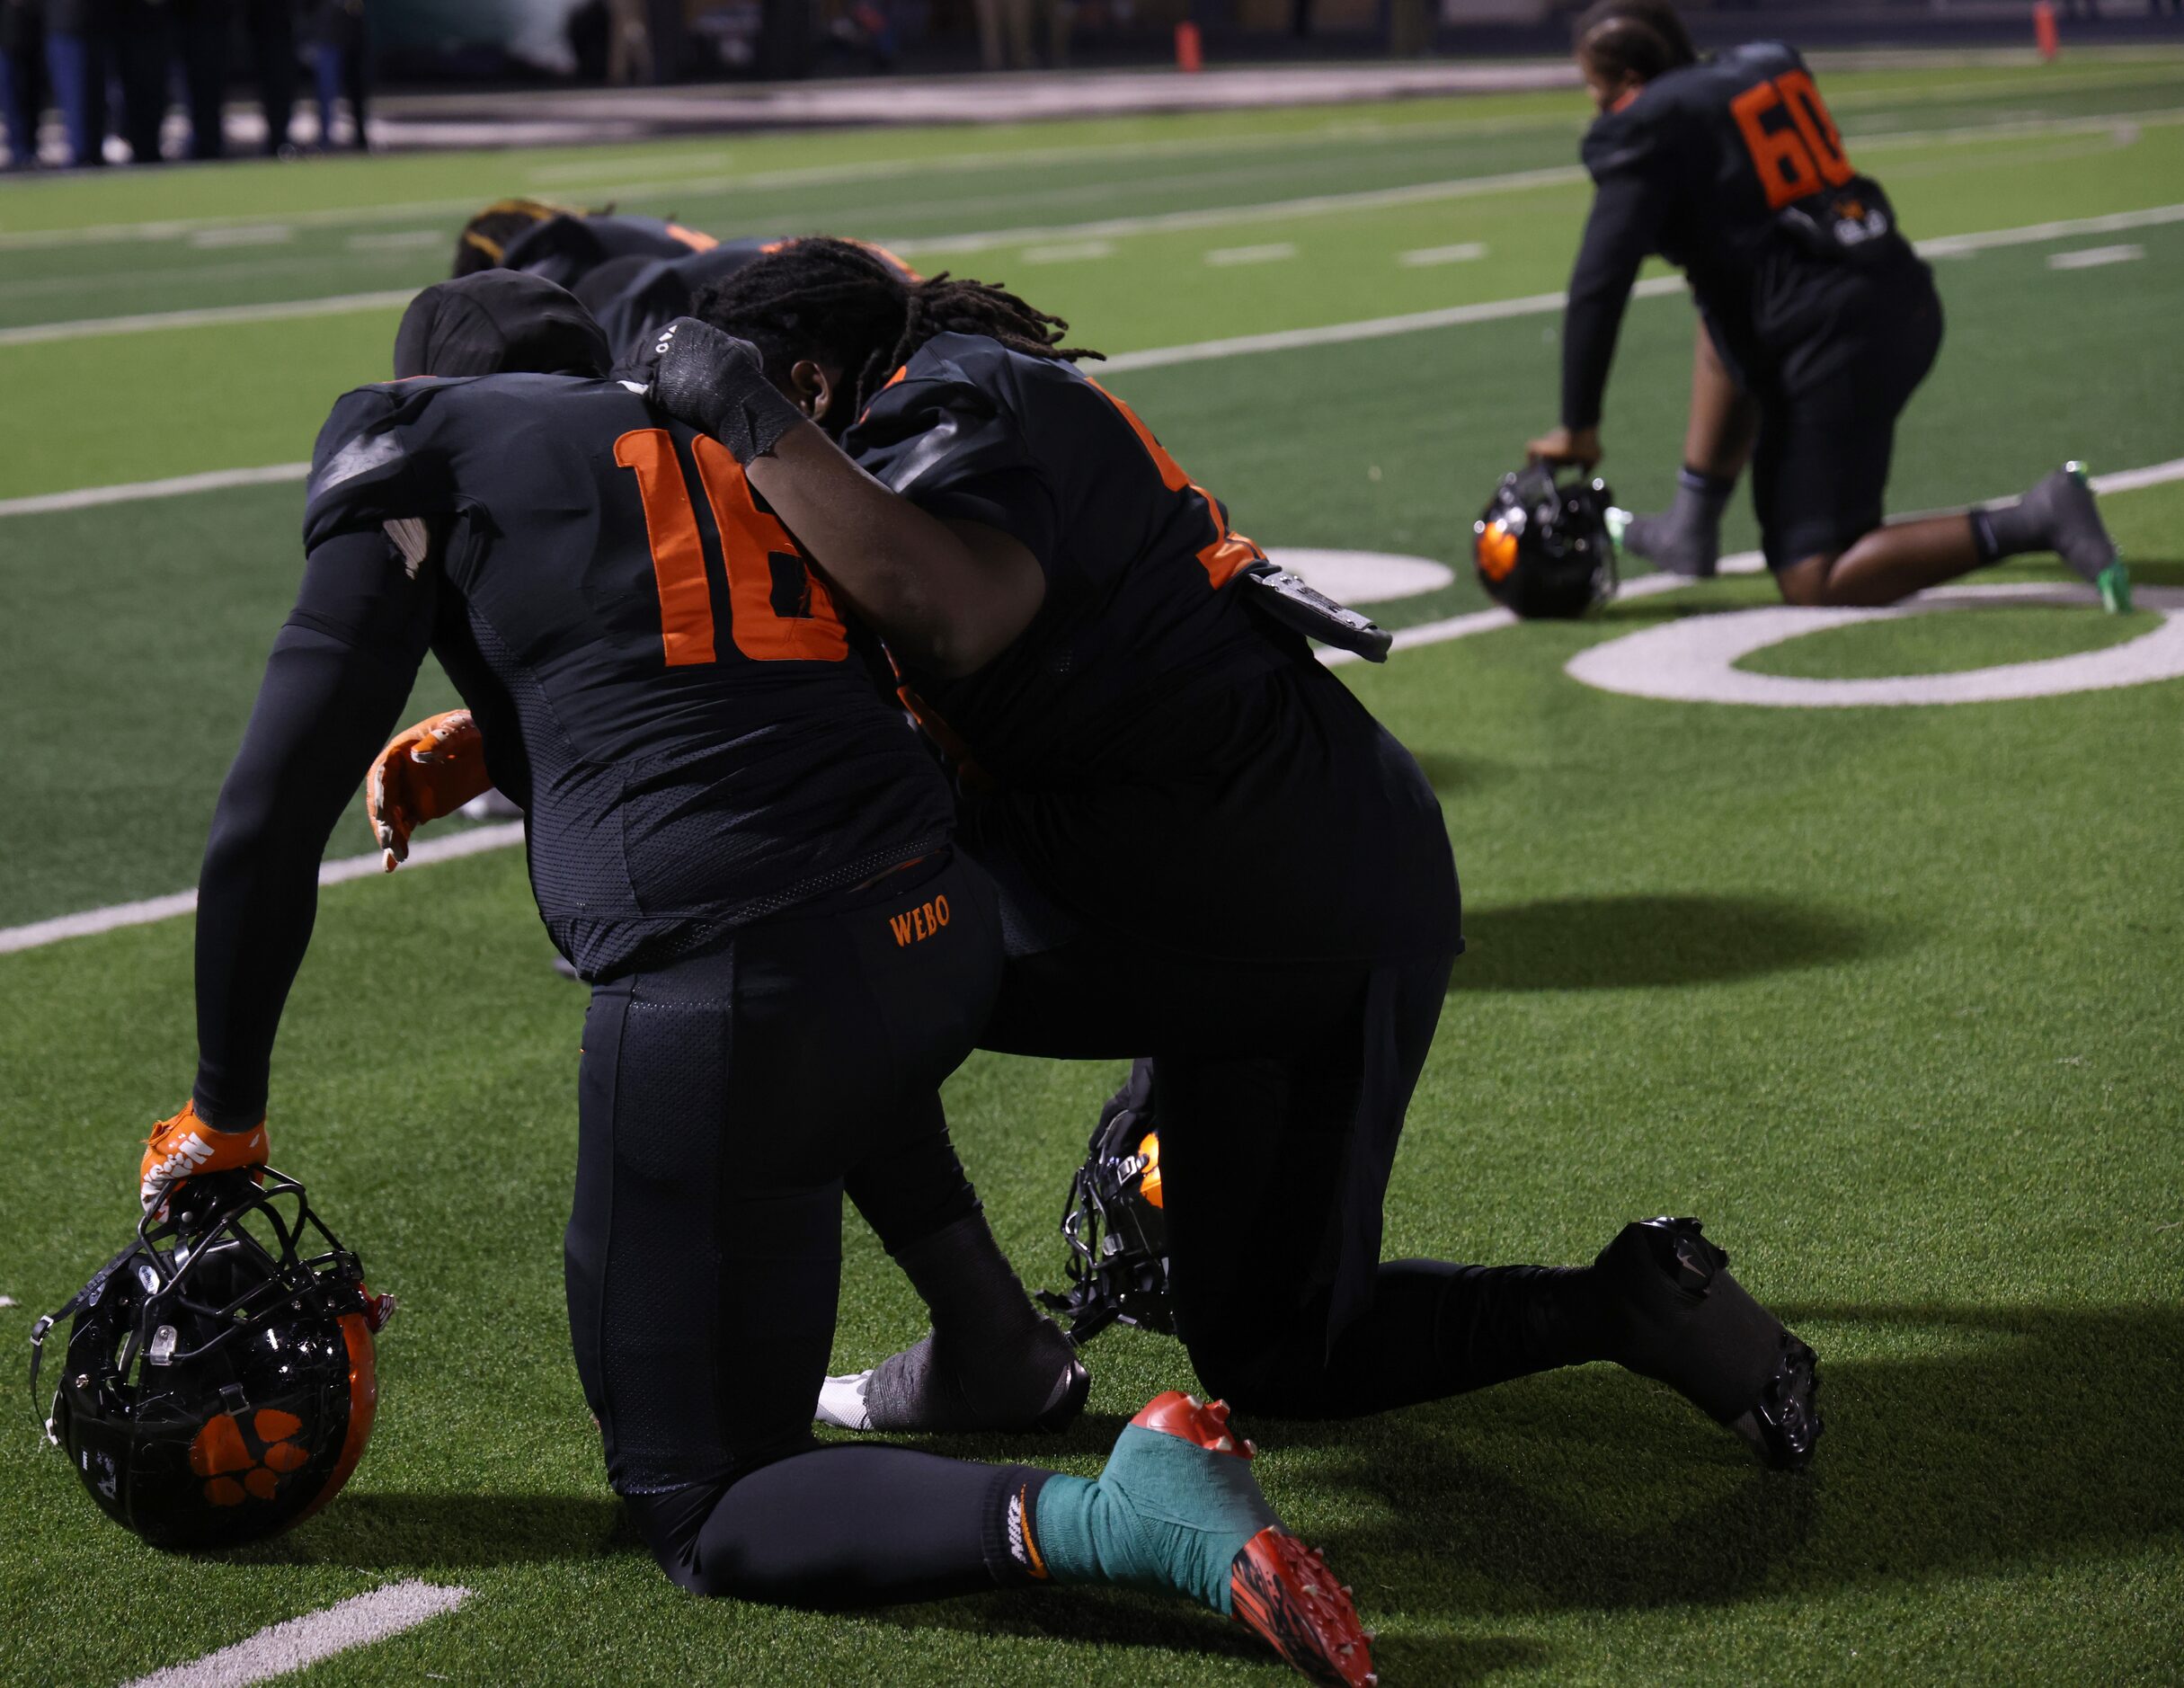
top-left (1187, 1331), bottom-right (1338, 1419)
top-left (1773, 553), bottom-right (1842, 606)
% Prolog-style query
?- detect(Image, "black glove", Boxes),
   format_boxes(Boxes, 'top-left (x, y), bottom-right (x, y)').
top-left (642, 316), bottom-right (805, 466)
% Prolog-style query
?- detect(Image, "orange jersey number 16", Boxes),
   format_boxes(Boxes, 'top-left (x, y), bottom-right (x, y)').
top-left (614, 427), bottom-right (848, 667)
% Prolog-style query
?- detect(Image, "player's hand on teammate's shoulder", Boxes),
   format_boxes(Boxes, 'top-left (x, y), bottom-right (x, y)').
top-left (640, 316), bottom-right (804, 466)
top-left (1526, 425), bottom-right (1603, 468)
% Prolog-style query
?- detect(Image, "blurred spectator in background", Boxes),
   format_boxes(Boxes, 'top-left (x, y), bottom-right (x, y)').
top-left (315, 0), bottom-right (368, 148)
top-left (42, 0), bottom-right (108, 164)
top-left (0, 0), bottom-right (43, 165)
top-left (607, 0), bottom-right (649, 82)
top-left (249, 0), bottom-right (296, 152)
top-left (111, 0), bottom-right (172, 161)
top-left (176, 0), bottom-right (230, 157)
top-left (974, 0), bottom-right (1029, 68)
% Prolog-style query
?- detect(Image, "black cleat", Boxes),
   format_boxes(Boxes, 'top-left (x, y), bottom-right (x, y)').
top-left (1594, 1217), bottom-right (1821, 1470)
top-left (2025, 464), bottom-right (2126, 603)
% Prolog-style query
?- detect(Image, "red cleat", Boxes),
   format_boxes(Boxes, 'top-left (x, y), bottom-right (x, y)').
top-left (1128, 1391), bottom-right (1376, 1688)
top-left (1230, 1528), bottom-right (1377, 1688)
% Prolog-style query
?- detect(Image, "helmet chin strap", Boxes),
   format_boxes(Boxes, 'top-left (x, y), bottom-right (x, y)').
top-left (28, 1239), bottom-right (145, 1444)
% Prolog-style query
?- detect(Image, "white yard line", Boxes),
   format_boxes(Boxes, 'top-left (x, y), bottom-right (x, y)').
top-left (119, 1583), bottom-right (470, 1688)
top-left (1204, 242), bottom-right (1298, 266)
top-left (1020, 239), bottom-right (1116, 263)
top-left (1098, 276), bottom-right (1688, 373)
top-left (5, 459), bottom-right (2180, 959)
top-left (0, 824), bottom-right (522, 955)
top-left (0, 463), bottom-right (309, 518)
top-left (1400, 242), bottom-right (1487, 266)
top-left (1915, 201), bottom-right (2184, 256)
top-left (2046, 243), bottom-right (2146, 270)
top-left (0, 289), bottom-right (417, 348)
top-left (886, 163), bottom-right (1589, 256)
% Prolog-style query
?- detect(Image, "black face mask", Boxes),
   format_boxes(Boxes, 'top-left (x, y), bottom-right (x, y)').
top-left (392, 271), bottom-right (612, 380)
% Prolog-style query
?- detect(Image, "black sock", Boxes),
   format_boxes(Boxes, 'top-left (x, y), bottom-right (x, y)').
top-left (1971, 499), bottom-right (2040, 564)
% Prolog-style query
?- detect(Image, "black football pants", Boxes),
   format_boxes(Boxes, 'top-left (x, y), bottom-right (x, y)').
top-left (856, 928), bottom-right (1603, 1419)
top-left (564, 855), bottom-right (1047, 1603)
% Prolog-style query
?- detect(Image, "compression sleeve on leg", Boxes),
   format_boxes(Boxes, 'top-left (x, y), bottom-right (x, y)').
top-left (625, 1448), bottom-right (1056, 1606)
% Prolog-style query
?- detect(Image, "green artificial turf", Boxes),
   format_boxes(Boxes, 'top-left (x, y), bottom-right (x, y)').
top-left (2, 50), bottom-right (2182, 1688)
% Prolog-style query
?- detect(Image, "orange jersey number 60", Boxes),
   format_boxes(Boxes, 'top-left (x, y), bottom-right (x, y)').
top-left (1730, 69), bottom-right (1854, 210)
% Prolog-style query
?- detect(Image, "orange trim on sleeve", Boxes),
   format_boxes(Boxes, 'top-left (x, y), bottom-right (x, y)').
top-left (1085, 378), bottom-right (1263, 587)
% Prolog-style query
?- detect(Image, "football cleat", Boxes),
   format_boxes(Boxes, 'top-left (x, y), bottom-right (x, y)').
top-left (2037, 464), bottom-right (2125, 605)
top-left (1594, 1217), bottom-right (1821, 1471)
top-left (367, 709), bottom-right (495, 869)
top-left (1134, 1393), bottom-right (1375, 1688)
top-left (140, 1101), bottom-right (267, 1212)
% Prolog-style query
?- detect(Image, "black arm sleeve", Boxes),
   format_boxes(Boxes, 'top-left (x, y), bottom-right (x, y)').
top-left (1559, 170), bottom-right (1670, 431)
top-left (191, 529), bottom-right (436, 1127)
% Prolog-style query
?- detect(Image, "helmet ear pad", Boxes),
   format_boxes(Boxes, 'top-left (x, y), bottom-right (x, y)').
top-left (1473, 466), bottom-right (1620, 619)
top-left (37, 1170), bottom-right (386, 1551)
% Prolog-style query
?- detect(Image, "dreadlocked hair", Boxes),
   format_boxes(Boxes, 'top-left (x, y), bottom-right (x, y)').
top-left (1572, 0), bottom-right (1699, 85)
top-left (692, 236), bottom-right (1099, 431)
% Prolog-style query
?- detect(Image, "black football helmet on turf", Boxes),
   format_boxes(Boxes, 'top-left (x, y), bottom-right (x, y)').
top-left (31, 1168), bottom-right (393, 1550)
top-left (1473, 466), bottom-right (1620, 618)
top-left (1038, 1061), bottom-right (1172, 1345)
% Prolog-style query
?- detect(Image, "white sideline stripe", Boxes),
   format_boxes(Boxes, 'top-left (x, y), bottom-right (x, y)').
top-left (1101, 275), bottom-right (1688, 372)
top-left (885, 164), bottom-right (1587, 256)
top-left (1914, 201), bottom-right (2184, 256)
top-left (5, 458), bottom-right (2181, 955)
top-left (0, 289), bottom-right (417, 348)
top-left (2088, 456), bottom-right (2184, 494)
top-left (120, 1582), bottom-right (470, 1688)
top-left (0, 463), bottom-right (308, 518)
top-left (0, 823), bottom-right (523, 956)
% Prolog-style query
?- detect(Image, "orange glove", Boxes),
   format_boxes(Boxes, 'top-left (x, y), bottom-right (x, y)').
top-left (366, 709), bottom-right (493, 870)
top-left (140, 1101), bottom-right (268, 1211)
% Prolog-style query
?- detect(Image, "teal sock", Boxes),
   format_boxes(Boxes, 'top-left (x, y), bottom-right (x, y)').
top-left (1027, 1424), bottom-right (1279, 1614)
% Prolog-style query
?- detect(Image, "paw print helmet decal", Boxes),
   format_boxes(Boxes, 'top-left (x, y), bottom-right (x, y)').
top-left (31, 1168), bottom-right (394, 1550)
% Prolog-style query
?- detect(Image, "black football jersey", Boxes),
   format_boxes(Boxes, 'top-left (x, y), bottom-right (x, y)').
top-left (846, 333), bottom-right (1289, 786)
top-left (846, 334), bottom-right (1456, 963)
top-left (305, 373), bottom-right (954, 975)
top-left (499, 212), bottom-right (722, 291)
top-left (1564, 41), bottom-right (1927, 423)
top-left (574, 238), bottom-right (778, 361)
